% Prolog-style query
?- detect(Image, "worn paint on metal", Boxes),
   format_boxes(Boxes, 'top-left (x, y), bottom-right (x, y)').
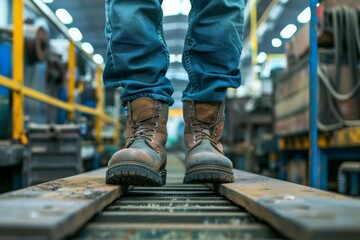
top-left (217, 169), bottom-right (360, 240)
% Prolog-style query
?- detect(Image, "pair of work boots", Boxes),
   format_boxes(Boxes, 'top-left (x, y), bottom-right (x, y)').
top-left (106, 97), bottom-right (233, 186)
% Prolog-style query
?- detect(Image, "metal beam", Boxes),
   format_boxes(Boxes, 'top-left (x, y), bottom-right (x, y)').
top-left (67, 42), bottom-right (76, 121)
top-left (309, 0), bottom-right (320, 188)
top-left (216, 169), bottom-right (360, 240)
top-left (95, 67), bottom-right (103, 143)
top-left (12, 0), bottom-right (24, 143)
top-left (0, 76), bottom-right (117, 125)
top-left (0, 169), bottom-right (129, 240)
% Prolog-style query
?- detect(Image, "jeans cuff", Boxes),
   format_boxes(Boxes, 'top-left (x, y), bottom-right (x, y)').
top-left (122, 93), bottom-right (174, 106)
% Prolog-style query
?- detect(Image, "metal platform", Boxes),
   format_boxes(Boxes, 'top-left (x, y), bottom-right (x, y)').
top-left (0, 154), bottom-right (359, 240)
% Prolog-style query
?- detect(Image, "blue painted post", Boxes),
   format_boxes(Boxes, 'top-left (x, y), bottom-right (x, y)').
top-left (309, 0), bottom-right (320, 188)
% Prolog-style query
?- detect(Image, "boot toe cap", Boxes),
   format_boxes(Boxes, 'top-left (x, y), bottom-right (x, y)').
top-left (108, 148), bottom-right (157, 169)
top-left (186, 151), bottom-right (233, 170)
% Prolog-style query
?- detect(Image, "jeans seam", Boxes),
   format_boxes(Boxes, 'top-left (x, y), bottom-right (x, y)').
top-left (106, 0), bottom-right (120, 74)
top-left (184, 1), bottom-right (199, 93)
top-left (157, 19), bottom-right (169, 76)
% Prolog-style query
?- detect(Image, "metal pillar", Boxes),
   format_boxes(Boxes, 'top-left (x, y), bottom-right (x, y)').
top-left (67, 42), bottom-right (76, 121)
top-left (250, 0), bottom-right (258, 78)
top-left (12, 0), bottom-right (24, 143)
top-left (95, 67), bottom-right (103, 144)
top-left (309, 0), bottom-right (320, 188)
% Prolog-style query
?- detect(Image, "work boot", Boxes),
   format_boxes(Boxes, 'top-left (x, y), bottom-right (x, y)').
top-left (106, 97), bottom-right (168, 186)
top-left (183, 101), bottom-right (234, 184)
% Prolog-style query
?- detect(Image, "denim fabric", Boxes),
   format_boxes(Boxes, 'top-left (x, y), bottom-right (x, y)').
top-left (104, 0), bottom-right (244, 106)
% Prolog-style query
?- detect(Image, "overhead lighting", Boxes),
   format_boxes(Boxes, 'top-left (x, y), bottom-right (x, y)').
top-left (280, 24), bottom-right (297, 39)
top-left (42, 0), bottom-right (54, 3)
top-left (68, 27), bottom-right (82, 41)
top-left (280, 0), bottom-right (289, 4)
top-left (257, 52), bottom-right (267, 64)
top-left (297, 7), bottom-right (311, 23)
top-left (81, 42), bottom-right (94, 54)
top-left (162, 0), bottom-right (190, 16)
top-left (162, 0), bottom-right (181, 16)
top-left (55, 8), bottom-right (73, 25)
top-left (170, 54), bottom-right (182, 63)
top-left (272, 38), bottom-right (282, 48)
top-left (93, 54), bottom-right (104, 65)
top-left (180, 0), bottom-right (191, 15)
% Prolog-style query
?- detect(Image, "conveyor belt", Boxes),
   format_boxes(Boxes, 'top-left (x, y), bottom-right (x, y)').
top-left (73, 179), bottom-right (281, 239)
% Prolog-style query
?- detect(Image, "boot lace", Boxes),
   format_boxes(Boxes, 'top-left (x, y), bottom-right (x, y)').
top-left (191, 117), bottom-right (220, 145)
top-left (128, 105), bottom-right (162, 143)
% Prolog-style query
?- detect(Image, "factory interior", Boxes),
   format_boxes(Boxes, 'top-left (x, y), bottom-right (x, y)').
top-left (0, 0), bottom-right (359, 239)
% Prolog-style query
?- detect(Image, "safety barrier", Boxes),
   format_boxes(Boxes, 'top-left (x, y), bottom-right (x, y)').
top-left (0, 0), bottom-right (120, 145)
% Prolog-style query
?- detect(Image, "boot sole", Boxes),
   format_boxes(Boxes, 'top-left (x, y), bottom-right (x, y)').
top-left (183, 166), bottom-right (234, 184)
top-left (106, 164), bottom-right (166, 186)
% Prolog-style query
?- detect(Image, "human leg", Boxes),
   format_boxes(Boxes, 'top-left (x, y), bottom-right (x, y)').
top-left (104, 0), bottom-right (172, 186)
top-left (104, 0), bottom-right (174, 106)
top-left (182, 0), bottom-right (245, 183)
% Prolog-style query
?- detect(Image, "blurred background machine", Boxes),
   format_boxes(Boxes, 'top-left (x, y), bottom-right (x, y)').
top-left (221, 0), bottom-right (360, 196)
top-left (0, 0), bottom-right (359, 197)
top-left (0, 0), bottom-right (121, 192)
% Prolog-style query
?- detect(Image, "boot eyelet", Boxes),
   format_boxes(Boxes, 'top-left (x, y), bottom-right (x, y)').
top-left (154, 122), bottom-right (158, 127)
top-left (157, 114), bottom-right (161, 118)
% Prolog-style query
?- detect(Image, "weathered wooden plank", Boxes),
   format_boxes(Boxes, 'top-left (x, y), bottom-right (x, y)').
top-left (0, 168), bottom-right (128, 240)
top-left (216, 169), bottom-right (360, 240)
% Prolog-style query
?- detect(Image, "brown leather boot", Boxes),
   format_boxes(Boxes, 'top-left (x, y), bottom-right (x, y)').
top-left (183, 101), bottom-right (234, 183)
top-left (106, 97), bottom-right (168, 186)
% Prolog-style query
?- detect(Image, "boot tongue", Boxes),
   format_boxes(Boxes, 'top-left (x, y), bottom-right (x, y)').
top-left (130, 98), bottom-right (156, 122)
top-left (194, 102), bottom-right (220, 122)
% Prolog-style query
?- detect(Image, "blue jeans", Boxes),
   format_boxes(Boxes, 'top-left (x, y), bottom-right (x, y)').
top-left (104, 0), bottom-right (244, 106)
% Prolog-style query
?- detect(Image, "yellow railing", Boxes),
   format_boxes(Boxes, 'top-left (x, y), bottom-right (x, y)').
top-left (0, 0), bottom-right (120, 145)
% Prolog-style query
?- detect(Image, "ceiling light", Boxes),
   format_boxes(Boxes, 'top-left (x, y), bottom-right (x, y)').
top-left (257, 52), bottom-right (267, 64)
top-left (55, 8), bottom-right (73, 24)
top-left (42, 0), bottom-right (54, 3)
top-left (272, 38), bottom-right (282, 48)
top-left (180, 0), bottom-right (191, 15)
top-left (81, 42), bottom-right (94, 54)
top-left (280, 0), bottom-right (289, 4)
top-left (68, 27), bottom-right (82, 41)
top-left (162, 0), bottom-right (181, 16)
top-left (297, 7), bottom-right (311, 23)
top-left (93, 54), bottom-right (104, 65)
top-left (280, 24), bottom-right (297, 39)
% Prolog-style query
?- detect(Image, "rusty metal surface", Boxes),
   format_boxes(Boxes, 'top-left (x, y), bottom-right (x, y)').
top-left (3, 154), bottom-right (357, 240)
top-left (217, 169), bottom-right (360, 240)
top-left (0, 168), bottom-right (128, 240)
top-left (74, 184), bottom-right (281, 239)
top-left (74, 155), bottom-right (282, 240)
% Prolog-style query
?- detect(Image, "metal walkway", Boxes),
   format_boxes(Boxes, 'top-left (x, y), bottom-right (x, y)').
top-left (0, 153), bottom-right (359, 240)
top-left (74, 155), bottom-right (281, 239)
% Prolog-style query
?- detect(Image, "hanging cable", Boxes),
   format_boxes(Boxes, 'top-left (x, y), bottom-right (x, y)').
top-left (317, 7), bottom-right (360, 131)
